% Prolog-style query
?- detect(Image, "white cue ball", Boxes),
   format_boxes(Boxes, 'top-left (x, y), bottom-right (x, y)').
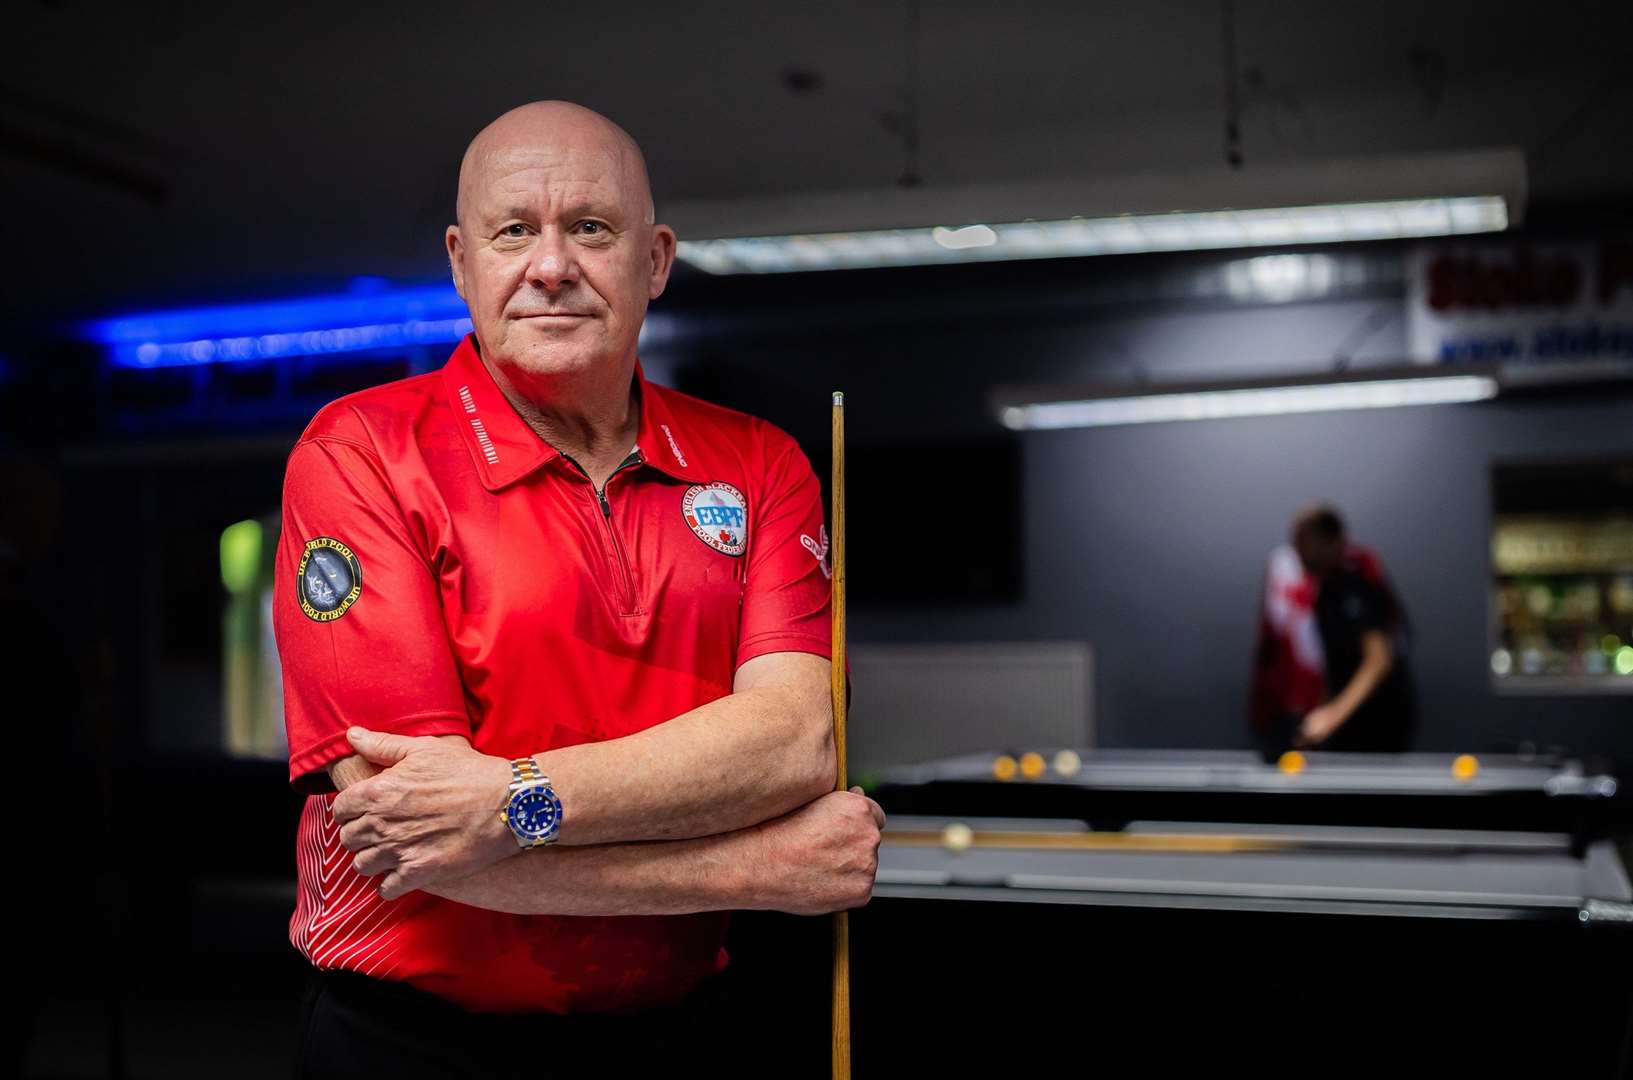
top-left (941, 822), bottom-right (975, 854)
top-left (1052, 749), bottom-right (1083, 777)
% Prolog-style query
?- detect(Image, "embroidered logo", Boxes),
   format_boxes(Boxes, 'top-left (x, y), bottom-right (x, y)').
top-left (681, 483), bottom-right (748, 556)
top-left (660, 424), bottom-right (688, 469)
top-left (800, 525), bottom-right (832, 579)
top-left (297, 537), bottom-right (363, 621)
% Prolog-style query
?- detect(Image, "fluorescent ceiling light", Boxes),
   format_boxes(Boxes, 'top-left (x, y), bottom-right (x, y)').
top-left (1225, 253), bottom-right (1338, 304)
top-left (932, 224), bottom-right (997, 250)
top-left (676, 196), bottom-right (1508, 275)
top-left (997, 372), bottom-right (1498, 430)
top-left (668, 148), bottom-right (1524, 275)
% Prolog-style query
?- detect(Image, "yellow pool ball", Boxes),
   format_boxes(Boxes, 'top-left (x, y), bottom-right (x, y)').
top-left (1452, 754), bottom-right (1480, 781)
top-left (1019, 752), bottom-right (1047, 780)
top-left (993, 754), bottom-right (1018, 781)
top-left (1278, 750), bottom-right (1307, 775)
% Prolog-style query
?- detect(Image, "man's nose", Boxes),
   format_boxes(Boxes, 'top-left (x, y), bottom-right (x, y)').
top-left (525, 229), bottom-right (579, 291)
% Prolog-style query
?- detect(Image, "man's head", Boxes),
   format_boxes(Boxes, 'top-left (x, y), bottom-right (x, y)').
top-left (446, 101), bottom-right (675, 390)
top-left (1290, 503), bottom-right (1346, 579)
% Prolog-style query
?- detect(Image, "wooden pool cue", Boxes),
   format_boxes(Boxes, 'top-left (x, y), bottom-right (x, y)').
top-left (830, 390), bottom-right (850, 1080)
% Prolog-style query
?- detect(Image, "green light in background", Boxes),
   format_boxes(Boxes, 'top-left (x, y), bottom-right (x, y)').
top-left (1616, 647), bottom-right (1633, 677)
top-left (1604, 634), bottom-right (1624, 655)
top-left (221, 519), bottom-right (263, 594)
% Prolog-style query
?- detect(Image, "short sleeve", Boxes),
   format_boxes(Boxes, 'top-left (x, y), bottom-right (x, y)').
top-left (1337, 576), bottom-right (1389, 636)
top-left (274, 437), bottom-right (471, 794)
top-left (736, 428), bottom-right (832, 669)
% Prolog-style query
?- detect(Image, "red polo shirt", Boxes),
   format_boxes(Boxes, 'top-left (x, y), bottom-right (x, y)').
top-left (274, 335), bottom-right (833, 1014)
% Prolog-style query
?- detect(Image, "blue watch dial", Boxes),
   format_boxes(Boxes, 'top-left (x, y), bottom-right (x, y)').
top-left (507, 785), bottom-right (562, 839)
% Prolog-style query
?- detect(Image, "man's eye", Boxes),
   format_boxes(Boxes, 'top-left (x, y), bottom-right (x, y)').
top-left (577, 221), bottom-right (604, 235)
top-left (502, 224), bottom-right (528, 238)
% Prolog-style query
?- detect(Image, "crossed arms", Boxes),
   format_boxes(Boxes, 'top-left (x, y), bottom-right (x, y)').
top-left (326, 650), bottom-right (883, 917)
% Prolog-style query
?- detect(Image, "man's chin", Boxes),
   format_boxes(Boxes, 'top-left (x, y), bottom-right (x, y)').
top-left (497, 337), bottom-right (608, 378)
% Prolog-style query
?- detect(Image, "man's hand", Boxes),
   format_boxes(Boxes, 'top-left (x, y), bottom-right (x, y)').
top-left (1295, 630), bottom-right (1393, 749)
top-left (749, 787), bottom-right (884, 916)
top-left (331, 727), bottom-right (517, 900)
top-left (1294, 703), bottom-right (1348, 748)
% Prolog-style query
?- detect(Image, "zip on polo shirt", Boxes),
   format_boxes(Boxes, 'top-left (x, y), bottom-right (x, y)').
top-left (559, 447), bottom-right (645, 616)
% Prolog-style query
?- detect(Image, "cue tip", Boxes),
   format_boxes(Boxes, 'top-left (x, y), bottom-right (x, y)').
top-left (832, 391), bottom-right (844, 407)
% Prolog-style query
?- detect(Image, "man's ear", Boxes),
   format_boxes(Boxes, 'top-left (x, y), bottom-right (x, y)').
top-left (647, 224), bottom-right (676, 300)
top-left (446, 225), bottom-right (467, 300)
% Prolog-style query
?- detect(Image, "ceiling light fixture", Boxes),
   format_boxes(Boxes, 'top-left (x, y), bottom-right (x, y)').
top-left (677, 197), bottom-right (1508, 275)
top-left (668, 148), bottom-right (1524, 275)
top-left (995, 368), bottom-right (1499, 430)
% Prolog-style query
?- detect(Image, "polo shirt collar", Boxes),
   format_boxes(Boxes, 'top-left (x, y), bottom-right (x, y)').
top-left (632, 364), bottom-right (708, 485)
top-left (441, 335), bottom-right (706, 491)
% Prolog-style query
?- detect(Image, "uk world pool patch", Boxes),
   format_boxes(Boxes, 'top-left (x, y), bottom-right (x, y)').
top-left (681, 482), bottom-right (748, 556)
top-left (297, 536), bottom-right (363, 621)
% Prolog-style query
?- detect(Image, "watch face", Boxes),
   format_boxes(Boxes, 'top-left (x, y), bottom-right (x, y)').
top-left (507, 785), bottom-right (562, 839)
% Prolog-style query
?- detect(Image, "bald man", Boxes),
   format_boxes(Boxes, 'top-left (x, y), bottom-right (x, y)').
top-left (275, 102), bottom-right (880, 1078)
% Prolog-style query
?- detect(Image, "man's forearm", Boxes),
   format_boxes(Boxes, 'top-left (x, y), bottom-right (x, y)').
top-left (1332, 633), bottom-right (1394, 720)
top-left (424, 827), bottom-right (767, 916)
top-left (536, 654), bottom-right (835, 847)
top-left (423, 784), bottom-right (881, 919)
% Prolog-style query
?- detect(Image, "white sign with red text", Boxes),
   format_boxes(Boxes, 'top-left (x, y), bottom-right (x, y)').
top-left (1406, 239), bottom-right (1633, 367)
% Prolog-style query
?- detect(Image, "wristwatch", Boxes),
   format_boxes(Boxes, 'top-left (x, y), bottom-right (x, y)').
top-left (499, 756), bottom-right (563, 849)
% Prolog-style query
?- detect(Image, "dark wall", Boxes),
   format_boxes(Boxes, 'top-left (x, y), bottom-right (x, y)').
top-left (859, 395), bottom-right (1633, 754)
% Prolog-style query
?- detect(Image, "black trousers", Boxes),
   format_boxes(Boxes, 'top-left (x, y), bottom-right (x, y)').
top-left (297, 968), bottom-right (753, 1079)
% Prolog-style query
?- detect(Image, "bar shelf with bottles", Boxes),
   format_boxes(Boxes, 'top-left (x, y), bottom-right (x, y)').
top-left (1491, 514), bottom-right (1633, 690)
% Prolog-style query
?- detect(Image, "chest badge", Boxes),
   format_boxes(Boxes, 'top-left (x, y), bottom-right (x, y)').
top-left (682, 482), bottom-right (748, 557)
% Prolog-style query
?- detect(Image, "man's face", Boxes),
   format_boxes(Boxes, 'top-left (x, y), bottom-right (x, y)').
top-left (446, 136), bottom-right (674, 384)
top-left (1294, 529), bottom-right (1343, 579)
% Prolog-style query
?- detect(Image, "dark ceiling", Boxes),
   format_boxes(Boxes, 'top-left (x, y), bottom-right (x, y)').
top-left (4, 0), bottom-right (1632, 333)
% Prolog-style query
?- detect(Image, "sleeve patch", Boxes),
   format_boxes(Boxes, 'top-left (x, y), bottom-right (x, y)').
top-left (297, 537), bottom-right (363, 621)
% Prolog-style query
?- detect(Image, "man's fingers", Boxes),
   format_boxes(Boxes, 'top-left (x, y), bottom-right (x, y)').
top-left (331, 787), bottom-right (363, 823)
top-left (338, 816), bottom-right (380, 852)
top-left (331, 766), bottom-right (397, 823)
top-left (849, 787), bottom-right (884, 829)
top-left (347, 726), bottom-right (422, 767)
top-left (377, 870), bottom-right (409, 901)
top-left (353, 846), bottom-right (400, 877)
top-left (848, 786), bottom-right (887, 830)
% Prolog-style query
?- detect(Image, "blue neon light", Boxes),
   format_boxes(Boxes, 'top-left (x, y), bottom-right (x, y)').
top-left (83, 282), bottom-right (472, 369)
